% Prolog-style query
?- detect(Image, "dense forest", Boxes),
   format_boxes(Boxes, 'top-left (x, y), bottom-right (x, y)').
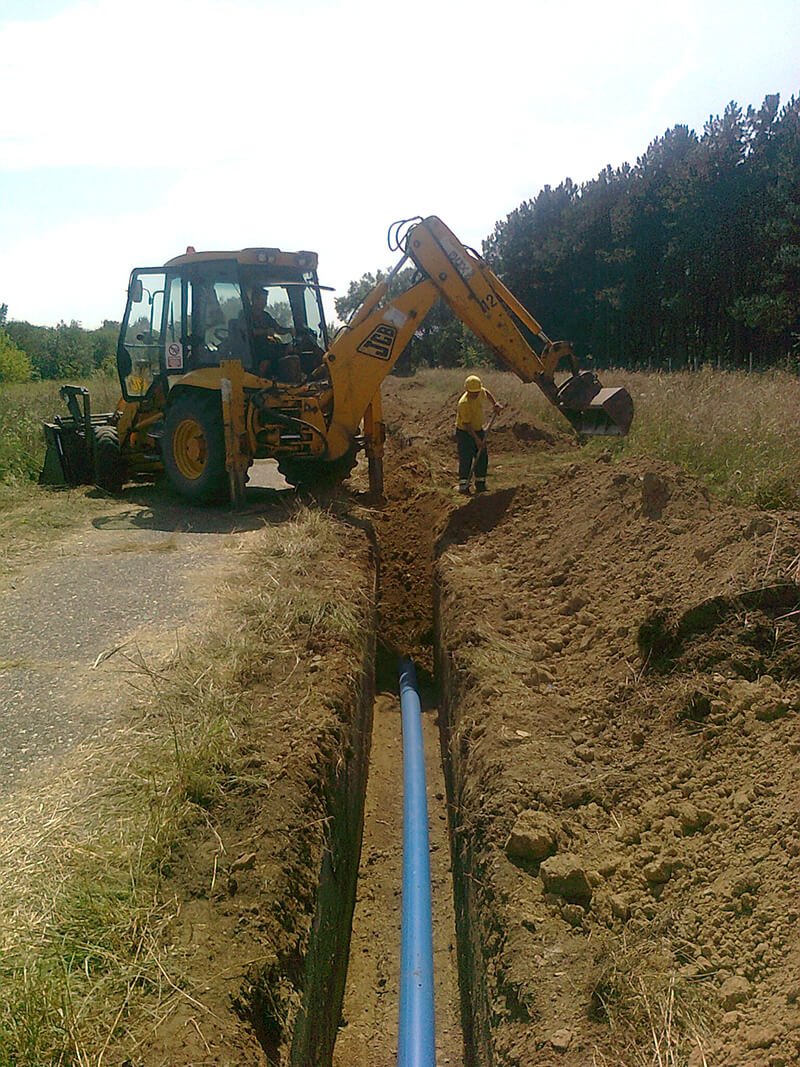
top-left (485, 94), bottom-right (800, 371)
top-left (336, 93), bottom-right (800, 373)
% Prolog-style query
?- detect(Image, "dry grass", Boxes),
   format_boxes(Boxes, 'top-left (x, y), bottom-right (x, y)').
top-left (409, 365), bottom-right (800, 508)
top-left (616, 368), bottom-right (800, 509)
top-left (0, 505), bottom-right (368, 1066)
top-left (590, 927), bottom-right (713, 1067)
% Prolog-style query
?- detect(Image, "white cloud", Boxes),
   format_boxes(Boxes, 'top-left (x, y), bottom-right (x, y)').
top-left (0, 0), bottom-right (797, 325)
top-left (0, 0), bottom-right (704, 171)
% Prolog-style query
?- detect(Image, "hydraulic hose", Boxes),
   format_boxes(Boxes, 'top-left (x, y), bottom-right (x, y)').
top-left (397, 658), bottom-right (436, 1067)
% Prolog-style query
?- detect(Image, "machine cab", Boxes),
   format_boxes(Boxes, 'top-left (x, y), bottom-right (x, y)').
top-left (117, 248), bottom-right (329, 401)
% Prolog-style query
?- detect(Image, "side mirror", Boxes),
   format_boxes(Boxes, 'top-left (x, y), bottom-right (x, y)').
top-left (130, 278), bottom-right (143, 303)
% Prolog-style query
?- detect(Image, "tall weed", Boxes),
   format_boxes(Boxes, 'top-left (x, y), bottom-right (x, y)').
top-left (0, 376), bottom-right (118, 484)
top-left (618, 368), bottom-right (800, 509)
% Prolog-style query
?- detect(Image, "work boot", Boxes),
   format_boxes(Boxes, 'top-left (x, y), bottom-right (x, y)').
top-left (475, 480), bottom-right (487, 493)
top-left (458, 481), bottom-right (471, 495)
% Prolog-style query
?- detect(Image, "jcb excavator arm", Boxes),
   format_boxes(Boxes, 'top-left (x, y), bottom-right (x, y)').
top-left (324, 216), bottom-right (633, 464)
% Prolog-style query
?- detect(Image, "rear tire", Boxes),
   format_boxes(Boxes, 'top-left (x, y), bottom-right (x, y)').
top-left (93, 426), bottom-right (126, 492)
top-left (163, 391), bottom-right (228, 503)
top-left (277, 446), bottom-right (357, 489)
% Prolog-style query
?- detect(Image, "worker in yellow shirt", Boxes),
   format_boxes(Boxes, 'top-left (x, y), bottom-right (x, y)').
top-left (456, 374), bottom-right (502, 494)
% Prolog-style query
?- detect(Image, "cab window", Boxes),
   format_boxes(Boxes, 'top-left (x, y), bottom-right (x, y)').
top-left (189, 264), bottom-right (250, 368)
top-left (162, 264), bottom-right (251, 371)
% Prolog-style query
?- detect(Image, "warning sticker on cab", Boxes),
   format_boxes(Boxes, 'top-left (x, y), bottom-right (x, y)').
top-left (357, 323), bottom-right (397, 361)
top-left (166, 341), bottom-right (184, 370)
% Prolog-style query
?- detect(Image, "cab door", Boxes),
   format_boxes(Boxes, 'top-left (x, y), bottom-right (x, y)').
top-left (117, 270), bottom-right (166, 400)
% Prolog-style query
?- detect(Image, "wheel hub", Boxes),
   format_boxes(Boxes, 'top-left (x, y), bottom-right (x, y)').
top-left (173, 418), bottom-right (207, 479)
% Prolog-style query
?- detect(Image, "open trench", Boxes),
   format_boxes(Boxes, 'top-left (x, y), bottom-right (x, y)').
top-left (234, 420), bottom-right (800, 1067)
top-left (331, 661), bottom-right (463, 1066)
top-left (280, 448), bottom-right (493, 1066)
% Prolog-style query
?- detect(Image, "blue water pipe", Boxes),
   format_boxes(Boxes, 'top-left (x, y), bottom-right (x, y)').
top-left (397, 658), bottom-right (437, 1067)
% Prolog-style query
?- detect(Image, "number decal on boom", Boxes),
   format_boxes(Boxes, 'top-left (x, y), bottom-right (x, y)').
top-left (439, 234), bottom-right (475, 281)
top-left (357, 323), bottom-right (397, 361)
top-left (446, 248), bottom-right (474, 280)
top-left (479, 294), bottom-right (497, 315)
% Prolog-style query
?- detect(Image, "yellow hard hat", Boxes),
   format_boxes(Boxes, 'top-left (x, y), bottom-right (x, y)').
top-left (464, 374), bottom-right (482, 393)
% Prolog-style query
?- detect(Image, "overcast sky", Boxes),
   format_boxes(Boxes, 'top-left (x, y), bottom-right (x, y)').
top-left (0, 0), bottom-right (798, 329)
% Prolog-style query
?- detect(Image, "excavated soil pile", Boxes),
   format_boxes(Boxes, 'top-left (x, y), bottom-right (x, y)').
top-left (373, 375), bottom-right (576, 673)
top-left (437, 456), bottom-right (800, 1065)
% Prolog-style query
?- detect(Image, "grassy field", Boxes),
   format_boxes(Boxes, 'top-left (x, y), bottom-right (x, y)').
top-left (3, 367), bottom-right (800, 509)
top-left (619, 367), bottom-right (800, 509)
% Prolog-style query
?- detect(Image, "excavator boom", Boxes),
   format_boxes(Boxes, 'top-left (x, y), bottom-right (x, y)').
top-left (410, 217), bottom-right (633, 435)
top-left (327, 216), bottom-right (633, 448)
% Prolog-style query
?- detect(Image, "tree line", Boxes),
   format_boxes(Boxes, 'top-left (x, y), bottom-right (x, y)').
top-left (337, 93), bottom-right (799, 373)
top-left (4, 92), bottom-right (796, 384)
top-left (484, 93), bottom-right (799, 371)
top-left (0, 303), bottom-right (119, 384)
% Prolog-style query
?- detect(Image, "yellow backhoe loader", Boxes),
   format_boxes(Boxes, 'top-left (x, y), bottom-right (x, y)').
top-left (41, 216), bottom-right (633, 502)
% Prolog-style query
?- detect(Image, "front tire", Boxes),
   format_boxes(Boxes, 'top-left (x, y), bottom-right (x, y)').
top-left (93, 425), bottom-right (126, 492)
top-left (163, 391), bottom-right (228, 503)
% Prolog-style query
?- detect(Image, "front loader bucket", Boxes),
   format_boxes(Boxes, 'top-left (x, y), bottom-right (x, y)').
top-left (39, 385), bottom-right (115, 487)
top-left (39, 421), bottom-right (93, 485)
top-left (556, 370), bottom-right (634, 437)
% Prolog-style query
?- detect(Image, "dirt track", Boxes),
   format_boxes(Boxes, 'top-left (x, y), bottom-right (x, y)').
top-left (3, 373), bottom-right (800, 1065)
top-left (0, 506), bottom-right (260, 789)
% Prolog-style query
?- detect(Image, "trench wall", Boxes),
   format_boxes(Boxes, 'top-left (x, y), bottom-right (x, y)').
top-left (435, 570), bottom-right (495, 1067)
top-left (288, 524), bottom-right (378, 1065)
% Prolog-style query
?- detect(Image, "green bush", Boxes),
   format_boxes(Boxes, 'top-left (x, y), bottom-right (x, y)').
top-left (0, 331), bottom-right (32, 384)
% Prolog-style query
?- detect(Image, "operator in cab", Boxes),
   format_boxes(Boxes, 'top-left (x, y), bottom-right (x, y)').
top-left (247, 286), bottom-right (296, 379)
top-left (455, 374), bottom-right (502, 495)
top-left (249, 286), bottom-right (292, 341)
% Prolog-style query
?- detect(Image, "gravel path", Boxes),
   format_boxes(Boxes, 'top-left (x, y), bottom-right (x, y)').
top-left (0, 491), bottom-right (283, 792)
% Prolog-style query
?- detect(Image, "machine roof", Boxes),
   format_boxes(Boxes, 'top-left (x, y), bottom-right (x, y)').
top-left (163, 247), bottom-right (319, 270)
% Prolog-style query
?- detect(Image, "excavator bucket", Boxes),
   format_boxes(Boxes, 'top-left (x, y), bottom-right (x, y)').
top-left (555, 371), bottom-right (634, 437)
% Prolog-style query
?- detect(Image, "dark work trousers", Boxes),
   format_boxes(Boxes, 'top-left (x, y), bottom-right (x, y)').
top-left (457, 428), bottom-right (487, 486)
